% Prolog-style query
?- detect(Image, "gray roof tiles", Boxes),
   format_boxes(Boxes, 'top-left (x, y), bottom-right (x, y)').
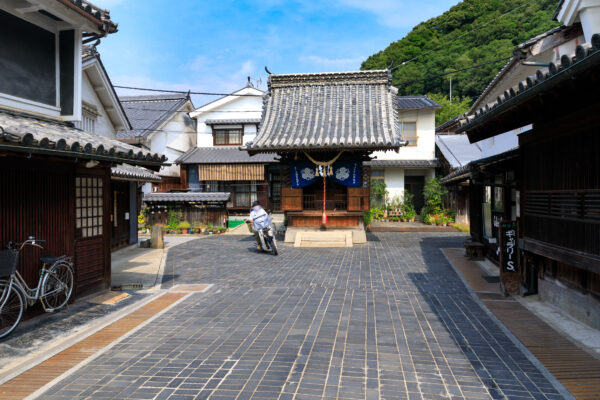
top-left (111, 164), bottom-right (161, 182)
top-left (364, 159), bottom-right (440, 168)
top-left (144, 192), bottom-right (231, 203)
top-left (117, 94), bottom-right (191, 139)
top-left (176, 147), bottom-right (278, 164)
top-left (204, 118), bottom-right (262, 125)
top-left (396, 96), bottom-right (441, 110)
top-left (0, 110), bottom-right (166, 168)
top-left (435, 134), bottom-right (482, 169)
top-left (246, 70), bottom-right (403, 152)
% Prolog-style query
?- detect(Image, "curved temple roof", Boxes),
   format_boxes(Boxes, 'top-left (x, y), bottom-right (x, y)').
top-left (245, 70), bottom-right (404, 153)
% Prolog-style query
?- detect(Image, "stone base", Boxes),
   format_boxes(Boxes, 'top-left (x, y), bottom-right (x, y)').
top-left (538, 277), bottom-right (600, 331)
top-left (284, 227), bottom-right (367, 246)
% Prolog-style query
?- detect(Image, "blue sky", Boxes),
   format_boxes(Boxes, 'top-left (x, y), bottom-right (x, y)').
top-left (97, 0), bottom-right (459, 106)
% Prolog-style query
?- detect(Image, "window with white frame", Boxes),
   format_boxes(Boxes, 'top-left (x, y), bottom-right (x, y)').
top-left (400, 121), bottom-right (417, 146)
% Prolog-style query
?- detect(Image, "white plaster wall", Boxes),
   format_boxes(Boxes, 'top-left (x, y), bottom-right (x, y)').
top-left (144, 103), bottom-right (196, 181)
top-left (80, 73), bottom-right (117, 138)
top-left (371, 109), bottom-right (436, 162)
top-left (384, 167), bottom-right (405, 202)
top-left (194, 90), bottom-right (263, 146)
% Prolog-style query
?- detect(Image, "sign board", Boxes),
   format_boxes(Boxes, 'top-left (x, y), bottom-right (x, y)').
top-left (499, 220), bottom-right (520, 294)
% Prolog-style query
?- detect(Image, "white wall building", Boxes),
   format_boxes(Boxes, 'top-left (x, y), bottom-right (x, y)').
top-left (178, 81), bottom-right (280, 211)
top-left (117, 94), bottom-right (196, 192)
top-left (366, 96), bottom-right (440, 213)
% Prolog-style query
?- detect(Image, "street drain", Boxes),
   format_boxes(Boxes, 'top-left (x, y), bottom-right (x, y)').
top-left (112, 283), bottom-right (144, 291)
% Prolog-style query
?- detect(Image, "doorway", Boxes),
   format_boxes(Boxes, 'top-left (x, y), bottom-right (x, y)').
top-left (405, 176), bottom-right (425, 214)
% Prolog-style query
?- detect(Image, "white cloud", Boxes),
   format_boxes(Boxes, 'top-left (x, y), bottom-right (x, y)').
top-left (337, 0), bottom-right (457, 28)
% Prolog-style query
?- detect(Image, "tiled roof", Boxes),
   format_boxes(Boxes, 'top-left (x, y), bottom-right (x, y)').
top-left (396, 96), bottom-right (441, 110)
top-left (470, 25), bottom-right (575, 112)
top-left (458, 33), bottom-right (600, 134)
top-left (435, 134), bottom-right (482, 169)
top-left (0, 110), bottom-right (166, 168)
top-left (204, 118), bottom-right (262, 125)
top-left (111, 164), bottom-right (161, 182)
top-left (440, 164), bottom-right (471, 184)
top-left (364, 159), bottom-right (440, 168)
top-left (144, 192), bottom-right (230, 203)
top-left (176, 147), bottom-right (279, 164)
top-left (117, 94), bottom-right (191, 139)
top-left (63, 0), bottom-right (117, 34)
top-left (245, 70), bottom-right (403, 152)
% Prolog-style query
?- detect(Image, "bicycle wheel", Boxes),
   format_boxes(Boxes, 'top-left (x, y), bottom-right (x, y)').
top-left (0, 280), bottom-right (24, 339)
top-left (41, 262), bottom-right (74, 312)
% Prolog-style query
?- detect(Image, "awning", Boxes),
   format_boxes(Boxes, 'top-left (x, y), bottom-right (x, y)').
top-left (198, 164), bottom-right (265, 181)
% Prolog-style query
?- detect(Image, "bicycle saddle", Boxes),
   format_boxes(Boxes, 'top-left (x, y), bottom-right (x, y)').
top-left (40, 256), bottom-right (58, 265)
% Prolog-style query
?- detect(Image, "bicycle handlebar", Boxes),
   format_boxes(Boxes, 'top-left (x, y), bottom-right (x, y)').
top-left (7, 238), bottom-right (46, 252)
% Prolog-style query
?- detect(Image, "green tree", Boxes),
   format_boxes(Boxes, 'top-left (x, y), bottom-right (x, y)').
top-left (362, 0), bottom-right (559, 100)
top-left (428, 93), bottom-right (472, 126)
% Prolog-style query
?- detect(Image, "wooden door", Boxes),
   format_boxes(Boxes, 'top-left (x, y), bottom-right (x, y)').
top-left (347, 187), bottom-right (369, 211)
top-left (74, 171), bottom-right (110, 295)
top-left (281, 187), bottom-right (303, 211)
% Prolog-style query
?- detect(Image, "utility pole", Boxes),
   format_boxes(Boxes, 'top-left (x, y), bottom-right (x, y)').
top-left (449, 75), bottom-right (453, 105)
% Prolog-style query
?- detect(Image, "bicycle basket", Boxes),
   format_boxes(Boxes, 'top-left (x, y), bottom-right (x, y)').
top-left (0, 249), bottom-right (19, 277)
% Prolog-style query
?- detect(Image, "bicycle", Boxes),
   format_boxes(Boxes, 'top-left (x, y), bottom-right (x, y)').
top-left (0, 237), bottom-right (74, 339)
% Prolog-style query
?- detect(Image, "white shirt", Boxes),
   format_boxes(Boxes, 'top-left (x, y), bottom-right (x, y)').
top-left (249, 206), bottom-right (270, 230)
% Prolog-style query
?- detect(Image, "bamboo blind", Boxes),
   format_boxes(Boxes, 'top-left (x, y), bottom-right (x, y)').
top-left (198, 164), bottom-right (265, 181)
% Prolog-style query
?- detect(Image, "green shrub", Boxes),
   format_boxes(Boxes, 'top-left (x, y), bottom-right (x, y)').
top-left (363, 210), bottom-right (373, 227)
top-left (167, 207), bottom-right (182, 231)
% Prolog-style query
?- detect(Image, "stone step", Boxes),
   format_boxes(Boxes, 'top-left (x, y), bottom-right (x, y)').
top-left (294, 231), bottom-right (353, 248)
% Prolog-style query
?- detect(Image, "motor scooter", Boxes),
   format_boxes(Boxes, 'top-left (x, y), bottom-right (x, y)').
top-left (246, 210), bottom-right (278, 256)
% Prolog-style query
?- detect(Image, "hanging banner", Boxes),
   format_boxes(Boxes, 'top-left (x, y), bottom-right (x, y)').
top-left (290, 161), bottom-right (362, 188)
top-left (330, 161), bottom-right (361, 187)
top-left (290, 162), bottom-right (319, 188)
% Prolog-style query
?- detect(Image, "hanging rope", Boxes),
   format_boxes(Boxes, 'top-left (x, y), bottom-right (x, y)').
top-left (303, 151), bottom-right (343, 177)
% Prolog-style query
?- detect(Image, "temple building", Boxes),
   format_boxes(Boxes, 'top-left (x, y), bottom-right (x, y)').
top-left (244, 70), bottom-right (405, 246)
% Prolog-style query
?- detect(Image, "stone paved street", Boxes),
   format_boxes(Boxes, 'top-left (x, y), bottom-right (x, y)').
top-left (41, 233), bottom-right (568, 400)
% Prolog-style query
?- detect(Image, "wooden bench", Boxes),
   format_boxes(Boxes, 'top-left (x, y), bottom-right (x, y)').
top-left (464, 241), bottom-right (485, 260)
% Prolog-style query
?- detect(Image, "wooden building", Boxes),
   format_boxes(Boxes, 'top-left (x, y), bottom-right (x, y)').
top-left (0, 1), bottom-right (166, 297)
top-left (457, 34), bottom-right (600, 328)
top-left (175, 147), bottom-right (279, 213)
top-left (143, 192), bottom-right (229, 228)
top-left (244, 70), bottom-right (404, 245)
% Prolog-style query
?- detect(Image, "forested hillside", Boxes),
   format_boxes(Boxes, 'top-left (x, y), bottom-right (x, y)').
top-left (362, 0), bottom-right (560, 113)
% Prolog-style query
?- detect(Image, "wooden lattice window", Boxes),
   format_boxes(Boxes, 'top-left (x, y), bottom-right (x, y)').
top-left (76, 177), bottom-right (103, 239)
top-left (213, 128), bottom-right (243, 145)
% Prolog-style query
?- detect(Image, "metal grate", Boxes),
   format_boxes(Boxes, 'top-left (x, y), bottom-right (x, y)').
top-left (0, 249), bottom-right (19, 277)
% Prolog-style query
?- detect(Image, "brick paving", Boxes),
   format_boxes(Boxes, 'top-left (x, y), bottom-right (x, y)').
top-left (40, 232), bottom-right (568, 399)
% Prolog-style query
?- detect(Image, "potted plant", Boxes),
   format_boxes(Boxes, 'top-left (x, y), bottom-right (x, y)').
top-left (178, 221), bottom-right (191, 234)
top-left (364, 210), bottom-right (373, 230)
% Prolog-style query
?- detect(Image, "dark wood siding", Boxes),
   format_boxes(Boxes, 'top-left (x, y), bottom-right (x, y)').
top-left (0, 157), bottom-right (74, 287)
top-left (520, 105), bottom-right (600, 271)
